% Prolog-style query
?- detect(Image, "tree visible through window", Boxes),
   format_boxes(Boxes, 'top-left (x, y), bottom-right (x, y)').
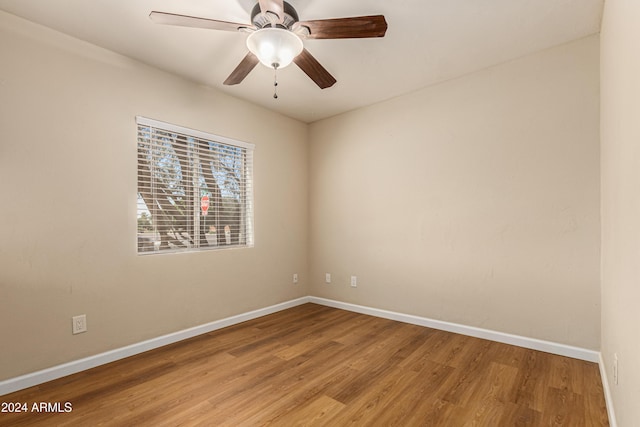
top-left (136, 117), bottom-right (254, 254)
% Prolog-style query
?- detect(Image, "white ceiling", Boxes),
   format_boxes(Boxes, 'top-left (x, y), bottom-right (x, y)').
top-left (0, 0), bottom-right (603, 123)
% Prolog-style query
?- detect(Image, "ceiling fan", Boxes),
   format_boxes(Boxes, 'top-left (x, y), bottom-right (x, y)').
top-left (149, 0), bottom-right (387, 91)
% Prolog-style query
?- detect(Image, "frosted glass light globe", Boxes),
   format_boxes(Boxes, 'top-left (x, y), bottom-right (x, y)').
top-left (246, 28), bottom-right (303, 69)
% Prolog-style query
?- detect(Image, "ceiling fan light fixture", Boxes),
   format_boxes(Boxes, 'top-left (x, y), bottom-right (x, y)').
top-left (246, 28), bottom-right (303, 69)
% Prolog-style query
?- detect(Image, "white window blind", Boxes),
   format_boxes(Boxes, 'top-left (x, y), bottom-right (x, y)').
top-left (136, 117), bottom-right (254, 254)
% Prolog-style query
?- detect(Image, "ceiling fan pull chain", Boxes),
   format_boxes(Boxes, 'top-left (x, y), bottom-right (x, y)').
top-left (273, 64), bottom-right (279, 99)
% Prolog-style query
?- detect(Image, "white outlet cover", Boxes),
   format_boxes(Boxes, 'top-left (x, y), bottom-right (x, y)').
top-left (325, 273), bottom-right (331, 284)
top-left (72, 314), bottom-right (87, 334)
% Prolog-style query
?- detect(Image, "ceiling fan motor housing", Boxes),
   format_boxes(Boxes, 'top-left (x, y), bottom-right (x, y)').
top-left (251, 1), bottom-right (299, 29)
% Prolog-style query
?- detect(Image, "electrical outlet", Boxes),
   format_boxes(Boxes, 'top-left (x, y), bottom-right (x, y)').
top-left (293, 273), bottom-right (299, 284)
top-left (613, 353), bottom-right (619, 385)
top-left (72, 314), bottom-right (87, 335)
top-left (350, 276), bottom-right (357, 287)
top-left (325, 273), bottom-right (331, 284)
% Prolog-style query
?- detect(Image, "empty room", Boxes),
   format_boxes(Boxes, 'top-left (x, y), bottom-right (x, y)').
top-left (0, 0), bottom-right (638, 425)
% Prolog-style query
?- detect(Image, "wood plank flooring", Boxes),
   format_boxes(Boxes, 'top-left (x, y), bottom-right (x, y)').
top-left (0, 303), bottom-right (609, 426)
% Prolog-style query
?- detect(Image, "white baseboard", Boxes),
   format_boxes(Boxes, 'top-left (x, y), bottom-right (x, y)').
top-left (599, 353), bottom-right (618, 427)
top-left (1, 295), bottom-right (603, 398)
top-left (0, 297), bottom-right (311, 397)
top-left (309, 297), bottom-right (600, 363)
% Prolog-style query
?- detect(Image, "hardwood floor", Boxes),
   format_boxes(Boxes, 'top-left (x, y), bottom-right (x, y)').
top-left (0, 304), bottom-right (609, 426)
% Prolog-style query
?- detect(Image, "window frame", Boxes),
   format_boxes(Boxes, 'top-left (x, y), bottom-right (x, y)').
top-left (136, 116), bottom-right (254, 255)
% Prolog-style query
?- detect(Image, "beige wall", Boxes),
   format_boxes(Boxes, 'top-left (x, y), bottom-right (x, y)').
top-left (0, 11), bottom-right (308, 380)
top-left (601, 0), bottom-right (640, 424)
top-left (309, 36), bottom-right (601, 349)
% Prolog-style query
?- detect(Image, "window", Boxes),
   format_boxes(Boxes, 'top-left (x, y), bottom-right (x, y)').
top-left (136, 117), bottom-right (254, 254)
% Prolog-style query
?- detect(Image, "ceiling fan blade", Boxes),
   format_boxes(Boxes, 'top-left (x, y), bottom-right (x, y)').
top-left (258, 0), bottom-right (285, 23)
top-left (293, 15), bottom-right (387, 39)
top-left (293, 49), bottom-right (337, 89)
top-left (224, 52), bottom-right (260, 85)
top-left (149, 11), bottom-right (252, 32)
